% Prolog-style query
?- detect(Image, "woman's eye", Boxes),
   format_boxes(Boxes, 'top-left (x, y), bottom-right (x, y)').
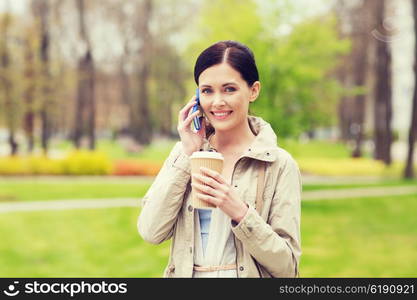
top-left (201, 88), bottom-right (212, 94)
top-left (225, 86), bottom-right (236, 92)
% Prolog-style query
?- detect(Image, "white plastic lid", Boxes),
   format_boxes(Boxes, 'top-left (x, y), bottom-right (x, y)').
top-left (190, 151), bottom-right (224, 160)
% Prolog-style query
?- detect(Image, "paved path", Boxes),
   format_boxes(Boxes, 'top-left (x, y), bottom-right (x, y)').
top-left (0, 185), bottom-right (416, 214)
top-left (0, 198), bottom-right (140, 214)
top-left (302, 186), bottom-right (417, 201)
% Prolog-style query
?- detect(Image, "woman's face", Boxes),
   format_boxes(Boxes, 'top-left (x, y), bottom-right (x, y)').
top-left (198, 63), bottom-right (260, 133)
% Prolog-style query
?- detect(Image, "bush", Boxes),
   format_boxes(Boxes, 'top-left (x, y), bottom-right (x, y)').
top-left (298, 157), bottom-right (405, 177)
top-left (0, 151), bottom-right (112, 176)
top-left (61, 150), bottom-right (112, 175)
top-left (112, 160), bottom-right (162, 176)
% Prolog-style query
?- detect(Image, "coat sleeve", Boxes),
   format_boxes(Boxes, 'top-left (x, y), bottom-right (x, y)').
top-left (137, 142), bottom-right (191, 245)
top-left (231, 152), bottom-right (302, 277)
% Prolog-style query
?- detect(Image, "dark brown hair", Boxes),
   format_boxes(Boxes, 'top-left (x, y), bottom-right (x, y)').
top-left (194, 40), bottom-right (259, 87)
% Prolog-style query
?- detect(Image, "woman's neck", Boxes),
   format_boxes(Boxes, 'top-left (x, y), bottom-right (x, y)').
top-left (209, 122), bottom-right (256, 155)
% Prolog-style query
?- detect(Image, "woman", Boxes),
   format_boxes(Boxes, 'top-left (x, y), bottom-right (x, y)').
top-left (138, 40), bottom-right (302, 278)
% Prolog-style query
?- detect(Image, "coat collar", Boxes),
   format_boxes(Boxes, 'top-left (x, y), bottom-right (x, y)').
top-left (201, 115), bottom-right (278, 162)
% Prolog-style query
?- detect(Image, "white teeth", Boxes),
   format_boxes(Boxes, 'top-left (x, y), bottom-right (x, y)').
top-left (213, 112), bottom-right (231, 116)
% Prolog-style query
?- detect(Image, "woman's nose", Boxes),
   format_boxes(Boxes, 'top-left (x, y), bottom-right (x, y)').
top-left (212, 93), bottom-right (226, 106)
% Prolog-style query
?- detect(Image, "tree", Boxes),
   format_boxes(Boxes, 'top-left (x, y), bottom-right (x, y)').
top-left (22, 24), bottom-right (38, 154)
top-left (32, 0), bottom-right (54, 155)
top-left (130, 0), bottom-right (153, 145)
top-left (373, 0), bottom-right (392, 165)
top-left (349, 0), bottom-right (374, 158)
top-left (0, 10), bottom-right (19, 156)
top-left (404, 0), bottom-right (417, 179)
top-left (188, 0), bottom-right (349, 138)
top-left (73, 0), bottom-right (96, 150)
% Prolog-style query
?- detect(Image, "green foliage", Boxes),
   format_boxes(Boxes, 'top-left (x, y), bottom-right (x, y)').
top-left (256, 16), bottom-right (350, 137)
top-left (186, 0), bottom-right (350, 138)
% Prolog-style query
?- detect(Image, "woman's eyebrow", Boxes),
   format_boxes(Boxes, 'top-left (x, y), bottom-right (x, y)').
top-left (200, 82), bottom-right (237, 88)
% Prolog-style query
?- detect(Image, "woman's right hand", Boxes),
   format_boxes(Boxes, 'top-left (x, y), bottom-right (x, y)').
top-left (177, 95), bottom-right (206, 156)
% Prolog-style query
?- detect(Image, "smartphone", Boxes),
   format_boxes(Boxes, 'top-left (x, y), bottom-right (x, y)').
top-left (192, 87), bottom-right (202, 131)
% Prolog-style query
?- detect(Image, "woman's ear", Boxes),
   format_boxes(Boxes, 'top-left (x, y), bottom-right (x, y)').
top-left (249, 81), bottom-right (261, 103)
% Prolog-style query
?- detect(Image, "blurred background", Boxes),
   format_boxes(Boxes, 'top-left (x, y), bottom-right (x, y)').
top-left (0, 0), bottom-right (416, 277)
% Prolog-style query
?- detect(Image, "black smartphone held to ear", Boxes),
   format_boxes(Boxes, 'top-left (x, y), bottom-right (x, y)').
top-left (192, 88), bottom-right (202, 131)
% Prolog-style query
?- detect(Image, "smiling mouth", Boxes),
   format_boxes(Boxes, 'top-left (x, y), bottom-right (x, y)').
top-left (211, 111), bottom-right (233, 120)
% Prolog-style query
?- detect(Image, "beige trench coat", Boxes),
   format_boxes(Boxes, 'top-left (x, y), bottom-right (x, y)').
top-left (137, 116), bottom-right (302, 277)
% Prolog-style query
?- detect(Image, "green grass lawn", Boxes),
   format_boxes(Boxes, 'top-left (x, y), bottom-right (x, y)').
top-left (0, 193), bottom-right (416, 277)
top-left (1, 177), bottom-right (416, 202)
top-left (300, 194), bottom-right (417, 277)
top-left (1, 137), bottom-right (414, 276)
top-left (53, 139), bottom-right (176, 162)
top-left (279, 139), bottom-right (354, 159)
top-left (0, 207), bottom-right (169, 277)
top-left (0, 180), bottom-right (151, 202)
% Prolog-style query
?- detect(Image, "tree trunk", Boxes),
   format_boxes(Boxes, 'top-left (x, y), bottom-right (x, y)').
top-left (404, 0), bottom-right (417, 179)
top-left (333, 0), bottom-right (353, 142)
top-left (74, 0), bottom-right (96, 150)
top-left (37, 0), bottom-right (52, 155)
top-left (85, 51), bottom-right (96, 150)
top-left (0, 11), bottom-right (18, 156)
top-left (351, 1), bottom-right (376, 158)
top-left (131, 0), bottom-right (153, 145)
top-left (373, 0), bottom-right (392, 165)
top-left (23, 36), bottom-right (36, 154)
top-left (333, 0), bottom-right (374, 155)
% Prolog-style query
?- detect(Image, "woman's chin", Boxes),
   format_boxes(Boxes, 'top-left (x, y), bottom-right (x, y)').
top-left (210, 121), bottom-right (234, 132)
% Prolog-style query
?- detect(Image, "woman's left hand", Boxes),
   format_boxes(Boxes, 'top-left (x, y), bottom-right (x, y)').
top-left (191, 167), bottom-right (248, 223)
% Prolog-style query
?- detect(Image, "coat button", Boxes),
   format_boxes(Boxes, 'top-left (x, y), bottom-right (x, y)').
top-left (234, 184), bottom-right (238, 188)
top-left (239, 266), bottom-right (244, 271)
top-left (266, 152), bottom-right (270, 156)
top-left (188, 205), bottom-right (193, 212)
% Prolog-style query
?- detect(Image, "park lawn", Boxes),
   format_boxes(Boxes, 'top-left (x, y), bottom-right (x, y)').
top-left (0, 207), bottom-right (168, 277)
top-left (1, 177), bottom-right (417, 202)
top-left (300, 194), bottom-right (417, 277)
top-left (0, 180), bottom-right (151, 202)
top-left (0, 194), bottom-right (416, 277)
top-left (302, 179), bottom-right (417, 191)
top-left (54, 139), bottom-right (176, 162)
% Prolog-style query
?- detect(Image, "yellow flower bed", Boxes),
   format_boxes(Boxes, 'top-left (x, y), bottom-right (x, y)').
top-left (0, 151), bottom-right (112, 175)
top-left (297, 157), bottom-right (405, 177)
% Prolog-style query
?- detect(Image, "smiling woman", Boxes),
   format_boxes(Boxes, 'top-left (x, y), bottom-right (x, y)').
top-left (195, 42), bottom-right (260, 142)
top-left (138, 40), bottom-right (302, 278)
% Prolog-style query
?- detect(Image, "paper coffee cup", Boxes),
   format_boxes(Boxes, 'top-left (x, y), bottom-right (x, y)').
top-left (190, 151), bottom-right (224, 209)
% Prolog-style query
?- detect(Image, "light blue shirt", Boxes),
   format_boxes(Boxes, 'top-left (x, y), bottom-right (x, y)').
top-left (197, 209), bottom-right (212, 257)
